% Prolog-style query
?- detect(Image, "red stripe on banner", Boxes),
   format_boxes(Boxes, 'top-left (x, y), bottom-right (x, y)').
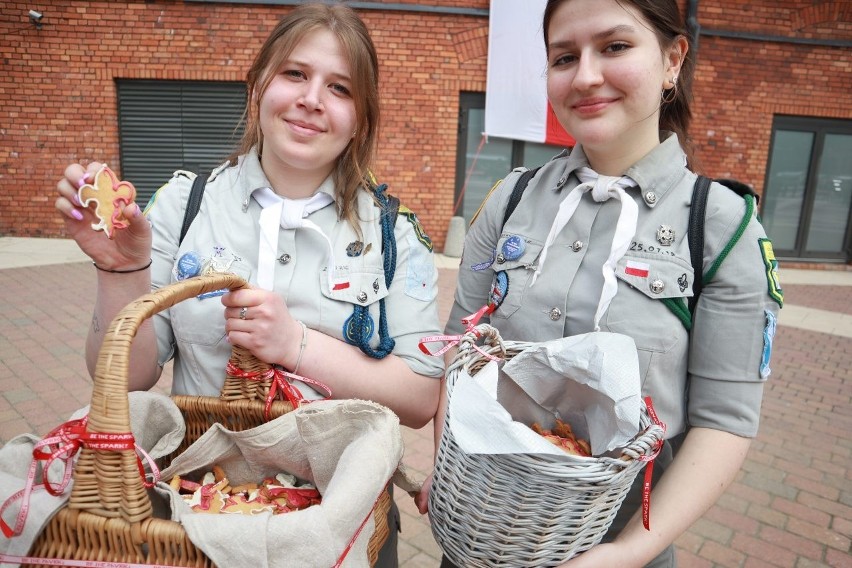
top-left (545, 102), bottom-right (575, 147)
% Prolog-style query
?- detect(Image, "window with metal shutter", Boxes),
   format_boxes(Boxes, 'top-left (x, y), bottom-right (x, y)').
top-left (117, 80), bottom-right (246, 205)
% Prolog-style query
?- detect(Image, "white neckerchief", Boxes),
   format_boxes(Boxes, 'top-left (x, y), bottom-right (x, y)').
top-left (531, 166), bottom-right (639, 331)
top-left (252, 187), bottom-right (335, 290)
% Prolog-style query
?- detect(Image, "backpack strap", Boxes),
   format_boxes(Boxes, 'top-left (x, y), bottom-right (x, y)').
top-left (501, 167), bottom-right (540, 231)
top-left (179, 172), bottom-right (207, 246)
top-left (687, 175), bottom-right (712, 314)
top-left (686, 176), bottom-right (758, 317)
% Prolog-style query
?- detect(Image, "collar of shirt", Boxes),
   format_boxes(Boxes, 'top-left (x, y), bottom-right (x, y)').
top-left (232, 147), bottom-right (338, 212)
top-left (558, 131), bottom-right (689, 207)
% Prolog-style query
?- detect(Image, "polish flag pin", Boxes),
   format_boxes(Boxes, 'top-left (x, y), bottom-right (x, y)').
top-left (625, 260), bottom-right (650, 278)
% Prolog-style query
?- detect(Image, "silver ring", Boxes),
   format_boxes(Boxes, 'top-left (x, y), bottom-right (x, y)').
top-left (239, 306), bottom-right (248, 320)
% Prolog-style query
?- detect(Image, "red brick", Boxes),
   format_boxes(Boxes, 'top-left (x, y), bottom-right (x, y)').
top-left (786, 518), bottom-right (851, 551)
top-left (771, 497), bottom-right (832, 528)
top-left (676, 549), bottom-right (714, 568)
top-left (699, 540), bottom-right (746, 567)
top-left (825, 548), bottom-right (852, 568)
top-left (732, 533), bottom-right (798, 567)
top-left (759, 525), bottom-right (826, 560)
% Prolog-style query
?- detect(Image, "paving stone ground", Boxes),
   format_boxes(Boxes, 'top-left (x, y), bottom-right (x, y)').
top-left (1, 255), bottom-right (850, 568)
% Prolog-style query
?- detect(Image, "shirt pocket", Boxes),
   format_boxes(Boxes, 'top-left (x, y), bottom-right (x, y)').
top-left (605, 253), bottom-right (693, 353)
top-left (171, 298), bottom-right (227, 347)
top-left (318, 262), bottom-right (389, 344)
top-left (491, 235), bottom-right (543, 320)
top-left (319, 264), bottom-right (389, 306)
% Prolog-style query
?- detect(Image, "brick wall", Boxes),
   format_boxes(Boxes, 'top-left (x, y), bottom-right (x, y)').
top-left (687, 0), bottom-right (852, 195)
top-left (1, 0), bottom-right (850, 252)
top-left (0, 0), bottom-right (489, 248)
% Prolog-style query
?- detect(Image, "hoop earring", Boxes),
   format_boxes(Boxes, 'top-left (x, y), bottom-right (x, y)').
top-left (661, 77), bottom-right (678, 105)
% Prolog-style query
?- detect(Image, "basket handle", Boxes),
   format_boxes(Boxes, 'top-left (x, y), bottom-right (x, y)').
top-left (68, 272), bottom-right (250, 527)
top-left (445, 323), bottom-right (506, 396)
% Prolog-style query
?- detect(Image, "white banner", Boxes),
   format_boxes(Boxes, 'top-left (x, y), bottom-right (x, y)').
top-left (485, 0), bottom-right (573, 145)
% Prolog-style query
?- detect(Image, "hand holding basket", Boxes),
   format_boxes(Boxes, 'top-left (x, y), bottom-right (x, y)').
top-left (26, 272), bottom-right (391, 567)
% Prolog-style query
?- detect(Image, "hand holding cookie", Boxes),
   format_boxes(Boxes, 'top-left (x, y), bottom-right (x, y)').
top-left (56, 161), bottom-right (152, 272)
top-left (76, 164), bottom-right (137, 239)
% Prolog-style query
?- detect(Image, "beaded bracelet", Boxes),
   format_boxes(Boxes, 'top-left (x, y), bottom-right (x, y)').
top-left (293, 320), bottom-right (308, 375)
top-left (92, 259), bottom-right (152, 273)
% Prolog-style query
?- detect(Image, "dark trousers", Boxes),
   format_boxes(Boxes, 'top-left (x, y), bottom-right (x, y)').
top-left (373, 485), bottom-right (401, 568)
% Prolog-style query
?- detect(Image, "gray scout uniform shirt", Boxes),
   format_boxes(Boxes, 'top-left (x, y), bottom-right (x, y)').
top-left (446, 133), bottom-right (781, 440)
top-left (145, 149), bottom-right (444, 397)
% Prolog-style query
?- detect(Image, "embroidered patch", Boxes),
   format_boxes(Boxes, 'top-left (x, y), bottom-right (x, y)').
top-left (405, 232), bottom-right (436, 302)
top-left (196, 247), bottom-right (239, 299)
top-left (758, 238), bottom-right (783, 307)
top-left (344, 312), bottom-right (374, 344)
top-left (471, 249), bottom-right (496, 271)
top-left (488, 271), bottom-right (509, 311)
top-left (760, 309), bottom-right (777, 380)
top-left (399, 205), bottom-right (433, 252)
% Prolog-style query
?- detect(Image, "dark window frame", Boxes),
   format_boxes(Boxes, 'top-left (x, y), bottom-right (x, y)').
top-left (762, 115), bottom-right (852, 263)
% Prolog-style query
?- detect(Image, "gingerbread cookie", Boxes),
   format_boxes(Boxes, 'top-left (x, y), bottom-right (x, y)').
top-left (170, 466), bottom-right (322, 515)
top-left (77, 165), bottom-right (136, 239)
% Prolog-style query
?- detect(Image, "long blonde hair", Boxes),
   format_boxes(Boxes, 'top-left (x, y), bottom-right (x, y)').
top-left (232, 3), bottom-right (381, 226)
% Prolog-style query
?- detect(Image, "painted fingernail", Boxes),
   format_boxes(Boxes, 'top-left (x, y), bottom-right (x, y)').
top-left (71, 209), bottom-right (84, 221)
top-left (133, 203), bottom-right (142, 217)
top-left (76, 173), bottom-right (91, 188)
top-left (72, 194), bottom-right (82, 207)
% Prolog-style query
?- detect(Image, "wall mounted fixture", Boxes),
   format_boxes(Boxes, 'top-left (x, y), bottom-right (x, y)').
top-left (28, 9), bottom-right (43, 30)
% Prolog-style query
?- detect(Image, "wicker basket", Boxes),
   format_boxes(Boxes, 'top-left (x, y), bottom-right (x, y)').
top-left (429, 324), bottom-right (665, 567)
top-left (25, 272), bottom-right (390, 567)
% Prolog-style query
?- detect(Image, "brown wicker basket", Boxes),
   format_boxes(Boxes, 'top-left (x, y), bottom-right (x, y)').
top-left (25, 272), bottom-right (390, 567)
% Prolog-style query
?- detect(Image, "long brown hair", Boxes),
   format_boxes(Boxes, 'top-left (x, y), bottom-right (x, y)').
top-left (232, 3), bottom-right (380, 226)
top-left (543, 0), bottom-right (697, 167)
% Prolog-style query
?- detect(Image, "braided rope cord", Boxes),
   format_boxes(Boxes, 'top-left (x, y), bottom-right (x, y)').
top-left (663, 192), bottom-right (757, 331)
top-left (350, 183), bottom-right (397, 358)
top-left (703, 194), bottom-right (755, 284)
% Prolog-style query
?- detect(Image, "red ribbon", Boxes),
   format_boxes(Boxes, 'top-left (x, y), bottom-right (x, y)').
top-left (0, 416), bottom-right (158, 538)
top-left (332, 481), bottom-right (391, 568)
top-left (225, 362), bottom-right (332, 421)
top-left (639, 396), bottom-right (666, 531)
top-left (418, 305), bottom-right (500, 362)
top-left (0, 554), bottom-right (189, 567)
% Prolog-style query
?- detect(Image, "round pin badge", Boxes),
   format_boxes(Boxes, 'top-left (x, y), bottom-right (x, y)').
top-left (501, 235), bottom-right (525, 261)
top-left (175, 251), bottom-right (203, 280)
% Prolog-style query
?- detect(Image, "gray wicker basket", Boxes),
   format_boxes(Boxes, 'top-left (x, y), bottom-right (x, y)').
top-left (428, 324), bottom-right (665, 567)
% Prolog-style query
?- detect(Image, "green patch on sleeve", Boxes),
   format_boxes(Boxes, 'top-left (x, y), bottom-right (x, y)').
top-left (758, 238), bottom-right (783, 307)
top-left (399, 205), bottom-right (433, 252)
